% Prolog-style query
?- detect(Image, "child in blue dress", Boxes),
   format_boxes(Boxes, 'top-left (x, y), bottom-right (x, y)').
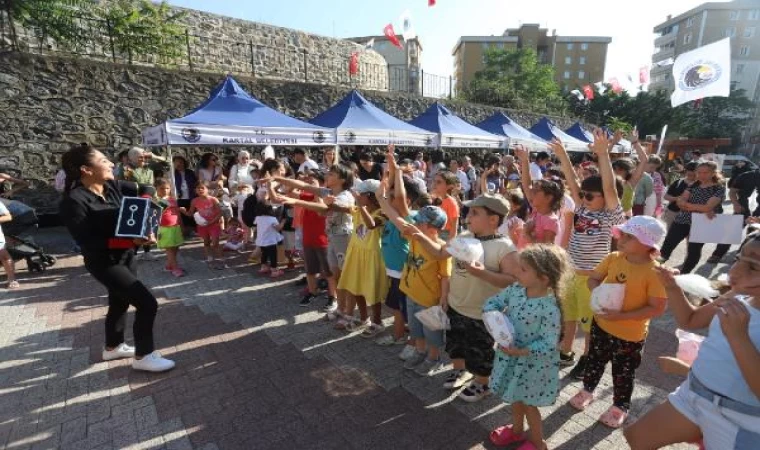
top-left (483, 244), bottom-right (572, 450)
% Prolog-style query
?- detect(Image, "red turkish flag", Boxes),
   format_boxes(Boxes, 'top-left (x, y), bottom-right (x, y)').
top-left (582, 85), bottom-right (594, 100)
top-left (429, 0), bottom-right (436, 5)
top-left (349, 52), bottom-right (359, 76)
top-left (383, 24), bottom-right (403, 49)
top-left (639, 66), bottom-right (650, 84)
top-left (609, 77), bottom-right (623, 94)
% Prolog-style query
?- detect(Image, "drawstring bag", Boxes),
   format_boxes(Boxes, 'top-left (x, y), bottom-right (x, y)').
top-left (675, 329), bottom-right (704, 365)
top-left (414, 305), bottom-right (450, 331)
top-left (446, 237), bottom-right (484, 265)
top-left (590, 283), bottom-right (626, 314)
top-left (483, 310), bottom-right (516, 348)
top-left (193, 212), bottom-right (208, 227)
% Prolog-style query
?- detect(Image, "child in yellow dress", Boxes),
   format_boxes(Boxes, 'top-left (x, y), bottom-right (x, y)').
top-left (336, 179), bottom-right (389, 333)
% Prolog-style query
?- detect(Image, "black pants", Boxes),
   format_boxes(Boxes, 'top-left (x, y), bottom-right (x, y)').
top-left (660, 222), bottom-right (704, 274)
top-left (583, 321), bottom-right (644, 411)
top-left (85, 250), bottom-right (158, 357)
top-left (260, 245), bottom-right (278, 267)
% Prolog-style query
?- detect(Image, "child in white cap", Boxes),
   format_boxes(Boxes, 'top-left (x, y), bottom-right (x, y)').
top-left (568, 215), bottom-right (668, 428)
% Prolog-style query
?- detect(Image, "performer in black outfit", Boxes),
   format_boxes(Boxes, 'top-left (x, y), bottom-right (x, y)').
top-left (59, 144), bottom-right (175, 372)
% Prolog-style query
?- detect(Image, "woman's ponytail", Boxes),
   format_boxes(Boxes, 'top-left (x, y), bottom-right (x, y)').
top-left (61, 143), bottom-right (94, 196)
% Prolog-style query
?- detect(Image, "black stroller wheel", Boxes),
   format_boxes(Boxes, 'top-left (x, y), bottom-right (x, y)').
top-left (42, 255), bottom-right (57, 266)
top-left (28, 261), bottom-right (45, 273)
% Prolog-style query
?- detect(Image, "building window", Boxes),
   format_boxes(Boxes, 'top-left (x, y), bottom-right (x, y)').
top-left (730, 10), bottom-right (740, 20)
top-left (740, 45), bottom-right (750, 56)
top-left (683, 32), bottom-right (692, 44)
top-left (563, 71), bottom-right (571, 79)
top-left (578, 71), bottom-right (585, 79)
top-left (581, 43), bottom-right (588, 50)
top-left (686, 17), bottom-right (695, 27)
top-left (736, 63), bottom-right (745, 74)
top-left (497, 42), bottom-right (504, 49)
top-left (749, 9), bottom-right (760, 20)
top-left (724, 27), bottom-right (737, 38)
top-left (567, 43), bottom-right (574, 50)
top-left (579, 56), bottom-right (586, 65)
top-left (482, 43), bottom-right (490, 50)
top-left (744, 27), bottom-right (756, 38)
top-left (565, 56), bottom-right (572, 64)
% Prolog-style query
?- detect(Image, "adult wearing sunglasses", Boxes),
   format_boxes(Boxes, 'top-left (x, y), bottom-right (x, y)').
top-left (197, 153), bottom-right (225, 187)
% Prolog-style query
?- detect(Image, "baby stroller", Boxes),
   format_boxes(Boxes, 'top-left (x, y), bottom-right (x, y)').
top-left (2, 200), bottom-right (56, 273)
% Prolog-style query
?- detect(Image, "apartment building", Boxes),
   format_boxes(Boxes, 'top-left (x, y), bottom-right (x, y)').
top-left (650, 0), bottom-right (760, 149)
top-left (346, 35), bottom-right (423, 95)
top-left (451, 24), bottom-right (611, 94)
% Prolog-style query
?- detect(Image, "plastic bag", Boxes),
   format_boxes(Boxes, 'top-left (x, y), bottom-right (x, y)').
top-left (590, 283), bottom-right (625, 314)
top-left (675, 329), bottom-right (704, 365)
top-left (482, 310), bottom-right (516, 348)
top-left (446, 237), bottom-right (484, 265)
top-left (675, 274), bottom-right (718, 300)
top-left (414, 305), bottom-right (450, 331)
top-left (193, 212), bottom-right (208, 226)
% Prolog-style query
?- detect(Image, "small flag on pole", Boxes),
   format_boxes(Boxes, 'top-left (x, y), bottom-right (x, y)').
top-left (383, 24), bottom-right (404, 49)
top-left (569, 90), bottom-right (584, 101)
top-left (399, 10), bottom-right (417, 41)
top-left (639, 66), bottom-right (650, 84)
top-left (609, 77), bottom-right (623, 94)
top-left (582, 84), bottom-right (595, 100)
top-left (349, 52), bottom-right (359, 76)
top-left (670, 37), bottom-right (731, 108)
top-left (594, 81), bottom-right (607, 95)
top-left (364, 38), bottom-right (375, 50)
top-left (429, 0), bottom-right (436, 6)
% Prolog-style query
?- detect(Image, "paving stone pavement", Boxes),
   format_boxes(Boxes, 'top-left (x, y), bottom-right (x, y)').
top-left (0, 227), bottom-right (737, 450)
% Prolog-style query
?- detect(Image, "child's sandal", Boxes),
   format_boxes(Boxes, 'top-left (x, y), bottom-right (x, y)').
top-left (598, 405), bottom-right (627, 428)
top-left (489, 424), bottom-right (524, 446)
top-left (568, 389), bottom-right (594, 411)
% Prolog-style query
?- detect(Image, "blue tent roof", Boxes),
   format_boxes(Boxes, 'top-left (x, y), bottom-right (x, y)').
top-left (565, 122), bottom-right (594, 143)
top-left (530, 117), bottom-right (589, 150)
top-left (476, 112), bottom-right (546, 143)
top-left (171, 75), bottom-right (323, 129)
top-left (310, 90), bottom-right (434, 146)
top-left (408, 103), bottom-right (503, 148)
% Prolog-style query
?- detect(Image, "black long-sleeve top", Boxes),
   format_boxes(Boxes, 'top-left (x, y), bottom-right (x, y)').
top-left (59, 180), bottom-right (138, 257)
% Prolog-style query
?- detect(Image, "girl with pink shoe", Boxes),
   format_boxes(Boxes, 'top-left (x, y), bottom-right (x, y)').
top-left (485, 244), bottom-right (572, 450)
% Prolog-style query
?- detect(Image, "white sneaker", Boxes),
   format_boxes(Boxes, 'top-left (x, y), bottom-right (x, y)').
top-left (403, 351), bottom-right (427, 370)
top-left (398, 344), bottom-right (417, 361)
top-left (414, 359), bottom-right (448, 377)
top-left (132, 351), bottom-right (175, 373)
top-left (102, 343), bottom-right (135, 361)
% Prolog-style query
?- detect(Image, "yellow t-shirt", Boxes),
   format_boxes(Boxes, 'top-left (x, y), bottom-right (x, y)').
top-left (592, 252), bottom-right (667, 342)
top-left (400, 238), bottom-right (452, 308)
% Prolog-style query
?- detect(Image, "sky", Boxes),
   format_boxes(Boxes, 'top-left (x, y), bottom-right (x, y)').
top-left (168, 0), bottom-right (714, 82)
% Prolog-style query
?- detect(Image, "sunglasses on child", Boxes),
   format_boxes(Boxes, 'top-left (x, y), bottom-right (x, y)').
top-left (579, 191), bottom-right (603, 201)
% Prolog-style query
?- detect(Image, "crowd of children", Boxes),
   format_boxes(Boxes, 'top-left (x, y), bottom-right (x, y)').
top-left (126, 135), bottom-right (757, 450)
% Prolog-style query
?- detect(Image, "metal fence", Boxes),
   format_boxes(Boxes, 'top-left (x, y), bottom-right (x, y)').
top-left (0, 9), bottom-right (456, 99)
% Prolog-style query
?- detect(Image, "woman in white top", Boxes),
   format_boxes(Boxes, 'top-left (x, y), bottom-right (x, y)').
top-left (197, 153), bottom-right (224, 187)
top-left (228, 150), bottom-right (257, 190)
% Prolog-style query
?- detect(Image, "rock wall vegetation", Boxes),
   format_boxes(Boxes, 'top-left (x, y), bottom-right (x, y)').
top-left (0, 52), bottom-right (577, 214)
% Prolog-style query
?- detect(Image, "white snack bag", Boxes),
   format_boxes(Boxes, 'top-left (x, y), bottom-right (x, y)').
top-left (674, 274), bottom-right (719, 300)
top-left (446, 237), bottom-right (484, 265)
top-left (675, 329), bottom-right (704, 365)
top-left (414, 305), bottom-right (450, 331)
top-left (590, 283), bottom-right (626, 314)
top-left (482, 310), bottom-right (516, 348)
top-left (193, 212), bottom-right (208, 226)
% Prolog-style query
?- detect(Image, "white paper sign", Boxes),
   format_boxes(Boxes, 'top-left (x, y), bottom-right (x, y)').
top-left (689, 213), bottom-right (744, 245)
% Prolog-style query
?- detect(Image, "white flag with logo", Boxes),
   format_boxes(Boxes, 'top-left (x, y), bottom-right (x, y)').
top-left (399, 10), bottom-right (416, 41)
top-left (670, 38), bottom-right (731, 107)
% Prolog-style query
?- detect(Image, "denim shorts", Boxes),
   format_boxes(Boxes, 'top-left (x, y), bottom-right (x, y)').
top-left (406, 297), bottom-right (445, 349)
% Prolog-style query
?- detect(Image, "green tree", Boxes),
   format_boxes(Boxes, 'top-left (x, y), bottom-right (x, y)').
top-left (462, 48), bottom-right (564, 114)
top-left (96, 0), bottom-right (187, 64)
top-left (674, 89), bottom-right (755, 142)
top-left (1, 0), bottom-right (92, 50)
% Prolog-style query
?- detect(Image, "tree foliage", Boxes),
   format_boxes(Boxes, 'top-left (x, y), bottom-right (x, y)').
top-left (2, 0), bottom-right (187, 63)
top-left (462, 48), bottom-right (565, 114)
top-left (96, 0), bottom-right (187, 63)
top-left (568, 88), bottom-right (755, 144)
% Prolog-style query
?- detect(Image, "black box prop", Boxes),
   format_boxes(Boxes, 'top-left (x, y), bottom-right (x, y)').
top-left (115, 197), bottom-right (163, 239)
